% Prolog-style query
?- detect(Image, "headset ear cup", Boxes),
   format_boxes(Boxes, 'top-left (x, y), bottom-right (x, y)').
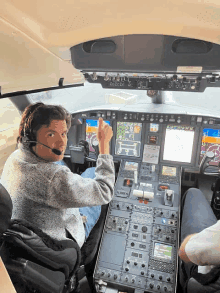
top-left (79, 140), bottom-right (89, 157)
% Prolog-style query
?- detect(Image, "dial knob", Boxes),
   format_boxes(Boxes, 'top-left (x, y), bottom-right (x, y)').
top-left (151, 274), bottom-right (154, 278)
top-left (142, 226), bottom-right (147, 232)
top-left (149, 283), bottom-right (154, 289)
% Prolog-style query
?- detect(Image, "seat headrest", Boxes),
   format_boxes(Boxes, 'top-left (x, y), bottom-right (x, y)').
top-left (0, 183), bottom-right (12, 235)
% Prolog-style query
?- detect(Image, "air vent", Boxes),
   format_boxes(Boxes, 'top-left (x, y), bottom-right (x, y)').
top-left (83, 40), bottom-right (116, 53)
top-left (172, 38), bottom-right (213, 54)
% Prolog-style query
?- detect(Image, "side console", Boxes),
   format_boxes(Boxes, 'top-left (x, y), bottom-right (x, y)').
top-left (94, 160), bottom-right (181, 293)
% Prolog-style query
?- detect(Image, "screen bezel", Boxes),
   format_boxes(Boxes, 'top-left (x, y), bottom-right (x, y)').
top-left (160, 124), bottom-right (200, 167)
top-left (83, 118), bottom-right (113, 155)
top-left (114, 121), bottom-right (144, 159)
top-left (196, 125), bottom-right (220, 167)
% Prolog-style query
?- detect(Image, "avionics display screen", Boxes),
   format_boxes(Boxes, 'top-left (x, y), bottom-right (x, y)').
top-left (163, 125), bottom-right (195, 163)
top-left (162, 166), bottom-right (177, 177)
top-left (115, 122), bottom-right (142, 157)
top-left (154, 243), bottom-right (172, 261)
top-left (86, 119), bottom-right (111, 152)
top-left (200, 128), bottom-right (220, 166)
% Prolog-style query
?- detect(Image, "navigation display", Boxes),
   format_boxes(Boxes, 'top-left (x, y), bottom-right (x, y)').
top-left (200, 128), bottom-right (220, 166)
top-left (162, 166), bottom-right (177, 177)
top-left (154, 243), bottom-right (172, 261)
top-left (115, 122), bottom-right (142, 157)
top-left (86, 119), bottom-right (111, 152)
top-left (163, 125), bottom-right (195, 163)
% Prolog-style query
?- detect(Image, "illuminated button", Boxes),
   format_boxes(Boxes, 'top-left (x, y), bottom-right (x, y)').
top-left (159, 118), bottom-right (163, 122)
top-left (197, 117), bottom-right (202, 123)
top-left (203, 120), bottom-right (208, 124)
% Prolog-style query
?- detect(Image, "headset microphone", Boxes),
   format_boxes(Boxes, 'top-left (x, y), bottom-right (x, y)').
top-left (24, 140), bottom-right (62, 155)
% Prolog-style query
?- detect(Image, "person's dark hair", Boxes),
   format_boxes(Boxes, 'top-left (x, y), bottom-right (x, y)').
top-left (17, 102), bottom-right (71, 148)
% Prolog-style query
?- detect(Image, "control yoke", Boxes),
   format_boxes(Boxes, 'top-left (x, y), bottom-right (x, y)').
top-left (199, 151), bottom-right (220, 175)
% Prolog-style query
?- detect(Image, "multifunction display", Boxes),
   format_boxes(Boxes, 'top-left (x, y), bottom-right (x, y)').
top-left (162, 166), bottom-right (177, 177)
top-left (86, 119), bottom-right (111, 152)
top-left (163, 125), bottom-right (195, 163)
top-left (154, 243), bottom-right (172, 261)
top-left (200, 128), bottom-right (220, 166)
top-left (115, 122), bottom-right (142, 157)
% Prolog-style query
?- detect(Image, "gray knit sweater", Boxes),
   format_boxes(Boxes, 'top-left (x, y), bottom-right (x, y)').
top-left (1, 144), bottom-right (115, 247)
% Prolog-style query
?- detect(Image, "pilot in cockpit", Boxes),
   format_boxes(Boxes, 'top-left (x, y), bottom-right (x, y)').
top-left (1, 102), bottom-right (115, 249)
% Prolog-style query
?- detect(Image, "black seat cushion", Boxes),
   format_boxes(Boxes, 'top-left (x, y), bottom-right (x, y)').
top-left (0, 183), bottom-right (13, 234)
top-left (2, 219), bottom-right (81, 279)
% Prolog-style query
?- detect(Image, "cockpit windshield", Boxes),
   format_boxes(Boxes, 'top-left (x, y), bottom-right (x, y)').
top-left (27, 82), bottom-right (220, 117)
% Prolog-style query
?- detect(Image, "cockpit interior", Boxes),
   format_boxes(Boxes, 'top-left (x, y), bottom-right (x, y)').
top-left (2, 1), bottom-right (220, 293)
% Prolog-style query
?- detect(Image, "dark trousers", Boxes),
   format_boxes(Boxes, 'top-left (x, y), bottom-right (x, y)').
top-left (179, 188), bottom-right (217, 289)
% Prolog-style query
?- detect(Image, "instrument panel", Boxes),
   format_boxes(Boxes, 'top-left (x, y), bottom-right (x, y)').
top-left (67, 110), bottom-right (220, 292)
top-left (69, 110), bottom-right (220, 170)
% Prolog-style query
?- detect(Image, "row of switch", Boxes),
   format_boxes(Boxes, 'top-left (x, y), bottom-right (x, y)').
top-left (123, 113), bottom-right (182, 123)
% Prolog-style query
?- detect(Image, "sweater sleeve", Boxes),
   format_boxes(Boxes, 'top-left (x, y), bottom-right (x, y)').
top-left (47, 154), bottom-right (115, 208)
top-left (185, 220), bottom-right (220, 266)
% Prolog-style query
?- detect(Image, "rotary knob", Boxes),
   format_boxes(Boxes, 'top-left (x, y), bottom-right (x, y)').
top-left (131, 242), bottom-right (135, 247)
top-left (107, 273), bottom-right (111, 277)
top-left (142, 226), bottom-right (147, 232)
top-left (149, 283), bottom-right (154, 289)
top-left (141, 271), bottom-right (144, 275)
top-left (131, 279), bottom-right (135, 283)
top-left (125, 268), bottom-right (129, 272)
top-left (159, 275), bottom-right (162, 280)
top-left (134, 262), bottom-right (137, 266)
top-left (127, 260), bottom-right (130, 264)
top-left (114, 274), bottom-right (117, 280)
top-left (164, 287), bottom-right (167, 292)
top-left (151, 274), bottom-right (154, 278)
top-left (167, 277), bottom-right (171, 282)
top-left (157, 285), bottom-right (160, 289)
top-left (142, 264), bottom-right (145, 268)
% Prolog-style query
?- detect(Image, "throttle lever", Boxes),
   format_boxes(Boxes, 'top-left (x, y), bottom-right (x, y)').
top-left (199, 151), bottom-right (215, 174)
